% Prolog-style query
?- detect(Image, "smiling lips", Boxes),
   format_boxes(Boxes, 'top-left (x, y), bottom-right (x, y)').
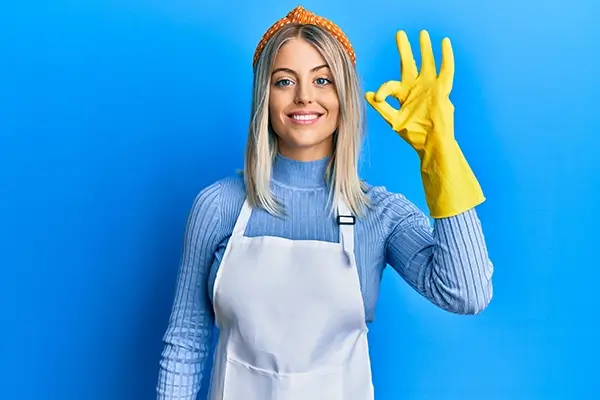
top-left (287, 111), bottom-right (323, 125)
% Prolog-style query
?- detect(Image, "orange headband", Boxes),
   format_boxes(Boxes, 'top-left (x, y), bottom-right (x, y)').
top-left (253, 5), bottom-right (356, 67)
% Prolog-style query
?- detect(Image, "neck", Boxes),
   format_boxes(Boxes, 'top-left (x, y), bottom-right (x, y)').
top-left (277, 137), bottom-right (334, 162)
top-left (271, 152), bottom-right (330, 188)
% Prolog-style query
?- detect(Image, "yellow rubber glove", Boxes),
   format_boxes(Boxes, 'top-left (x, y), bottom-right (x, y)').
top-left (366, 30), bottom-right (485, 218)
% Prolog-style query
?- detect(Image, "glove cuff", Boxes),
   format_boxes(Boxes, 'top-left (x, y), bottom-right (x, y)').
top-left (420, 140), bottom-right (486, 218)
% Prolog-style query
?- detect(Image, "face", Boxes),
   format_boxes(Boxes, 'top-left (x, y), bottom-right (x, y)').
top-left (269, 37), bottom-right (340, 161)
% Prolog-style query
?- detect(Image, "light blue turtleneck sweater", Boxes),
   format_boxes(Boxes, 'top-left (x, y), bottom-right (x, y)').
top-left (156, 153), bottom-right (493, 399)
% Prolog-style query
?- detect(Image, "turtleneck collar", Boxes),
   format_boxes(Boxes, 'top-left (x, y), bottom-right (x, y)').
top-left (271, 153), bottom-right (330, 189)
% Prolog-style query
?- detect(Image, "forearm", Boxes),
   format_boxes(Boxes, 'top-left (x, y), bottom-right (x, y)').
top-left (156, 279), bottom-right (215, 399)
top-left (156, 325), bottom-right (212, 400)
top-left (388, 208), bottom-right (493, 314)
top-left (429, 208), bottom-right (493, 313)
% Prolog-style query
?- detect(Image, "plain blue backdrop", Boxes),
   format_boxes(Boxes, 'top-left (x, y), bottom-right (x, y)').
top-left (1, 0), bottom-right (598, 399)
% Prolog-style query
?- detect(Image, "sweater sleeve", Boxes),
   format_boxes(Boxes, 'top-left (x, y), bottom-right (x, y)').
top-left (384, 195), bottom-right (493, 315)
top-left (156, 182), bottom-right (222, 399)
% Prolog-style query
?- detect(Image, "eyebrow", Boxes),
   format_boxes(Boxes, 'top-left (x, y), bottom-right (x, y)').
top-left (271, 64), bottom-right (329, 76)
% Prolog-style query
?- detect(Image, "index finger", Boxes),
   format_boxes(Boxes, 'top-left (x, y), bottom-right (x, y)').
top-left (365, 91), bottom-right (399, 129)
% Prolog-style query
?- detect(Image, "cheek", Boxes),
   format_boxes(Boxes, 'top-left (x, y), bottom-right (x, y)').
top-left (269, 92), bottom-right (290, 119)
top-left (268, 97), bottom-right (284, 131)
top-left (324, 94), bottom-right (340, 118)
top-left (268, 95), bottom-right (278, 115)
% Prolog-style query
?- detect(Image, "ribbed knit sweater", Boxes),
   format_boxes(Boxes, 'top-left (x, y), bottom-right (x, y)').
top-left (156, 153), bottom-right (493, 399)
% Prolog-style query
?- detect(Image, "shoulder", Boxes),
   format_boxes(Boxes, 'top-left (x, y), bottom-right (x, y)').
top-left (192, 172), bottom-right (246, 211)
top-left (362, 181), bottom-right (423, 215)
top-left (188, 173), bottom-right (246, 232)
top-left (361, 181), bottom-right (431, 235)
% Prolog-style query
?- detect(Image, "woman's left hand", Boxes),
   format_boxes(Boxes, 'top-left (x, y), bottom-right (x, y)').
top-left (366, 30), bottom-right (486, 218)
top-left (366, 30), bottom-right (455, 155)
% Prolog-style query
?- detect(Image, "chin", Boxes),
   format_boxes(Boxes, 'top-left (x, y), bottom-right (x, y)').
top-left (289, 131), bottom-right (330, 147)
top-left (278, 132), bottom-right (334, 159)
top-left (284, 124), bottom-right (334, 145)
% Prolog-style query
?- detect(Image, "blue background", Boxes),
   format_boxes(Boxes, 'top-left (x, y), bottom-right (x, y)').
top-left (2, 0), bottom-right (598, 399)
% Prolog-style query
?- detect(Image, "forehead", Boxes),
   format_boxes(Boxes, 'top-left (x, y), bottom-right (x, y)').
top-left (272, 37), bottom-right (327, 69)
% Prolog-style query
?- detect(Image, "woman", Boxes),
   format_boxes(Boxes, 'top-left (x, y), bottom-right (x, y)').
top-left (157, 5), bottom-right (493, 400)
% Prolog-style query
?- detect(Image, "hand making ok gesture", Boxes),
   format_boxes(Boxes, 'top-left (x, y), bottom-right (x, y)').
top-left (366, 30), bottom-right (485, 219)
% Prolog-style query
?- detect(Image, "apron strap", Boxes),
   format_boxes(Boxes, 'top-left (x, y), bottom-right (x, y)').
top-left (231, 199), bottom-right (253, 239)
top-left (337, 198), bottom-right (355, 264)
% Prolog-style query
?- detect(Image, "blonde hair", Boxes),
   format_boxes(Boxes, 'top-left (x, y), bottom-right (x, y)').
top-left (243, 23), bottom-right (370, 217)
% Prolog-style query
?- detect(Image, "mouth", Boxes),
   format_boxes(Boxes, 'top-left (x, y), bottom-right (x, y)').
top-left (286, 112), bottom-right (324, 125)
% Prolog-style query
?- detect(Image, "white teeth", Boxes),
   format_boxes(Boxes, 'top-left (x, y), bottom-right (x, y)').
top-left (291, 114), bottom-right (319, 121)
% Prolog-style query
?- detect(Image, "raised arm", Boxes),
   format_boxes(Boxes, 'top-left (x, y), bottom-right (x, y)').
top-left (366, 30), bottom-right (493, 313)
top-left (384, 196), bottom-right (493, 314)
top-left (157, 182), bottom-right (222, 399)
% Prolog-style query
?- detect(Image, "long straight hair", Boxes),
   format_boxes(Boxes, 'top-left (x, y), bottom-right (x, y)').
top-left (244, 23), bottom-right (370, 217)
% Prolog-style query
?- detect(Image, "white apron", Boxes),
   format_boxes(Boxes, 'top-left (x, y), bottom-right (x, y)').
top-left (208, 198), bottom-right (374, 399)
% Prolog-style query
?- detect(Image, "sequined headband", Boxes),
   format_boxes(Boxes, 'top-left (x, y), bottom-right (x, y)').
top-left (253, 5), bottom-right (356, 67)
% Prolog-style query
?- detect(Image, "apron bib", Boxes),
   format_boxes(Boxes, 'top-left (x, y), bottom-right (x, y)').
top-left (208, 198), bottom-right (374, 399)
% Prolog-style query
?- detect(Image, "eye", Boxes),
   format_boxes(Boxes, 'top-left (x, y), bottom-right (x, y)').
top-left (315, 77), bottom-right (332, 86)
top-left (274, 78), bottom-right (293, 87)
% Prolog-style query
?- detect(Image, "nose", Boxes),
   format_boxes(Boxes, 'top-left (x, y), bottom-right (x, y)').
top-left (294, 80), bottom-right (313, 104)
